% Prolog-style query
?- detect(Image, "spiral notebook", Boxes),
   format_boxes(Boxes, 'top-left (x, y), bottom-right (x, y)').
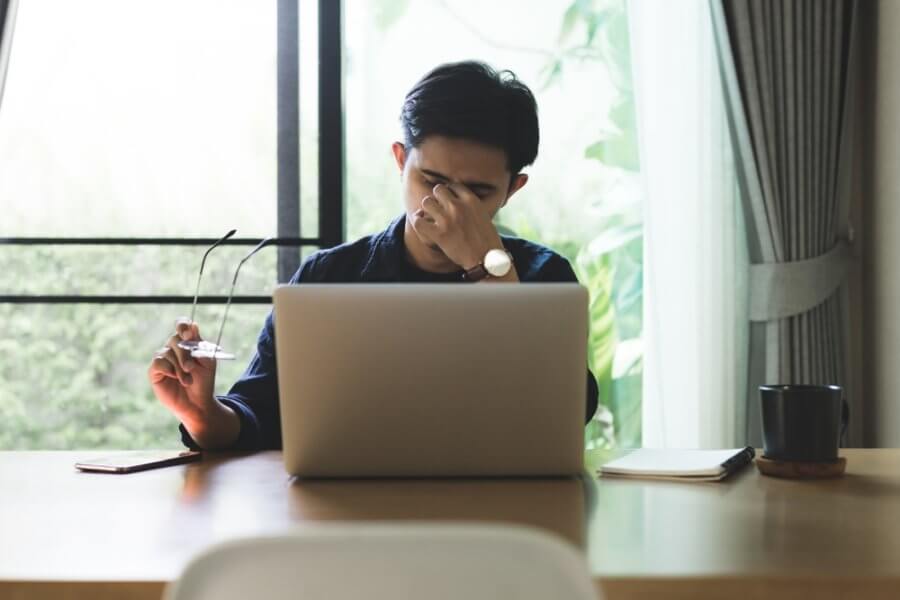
top-left (598, 447), bottom-right (756, 482)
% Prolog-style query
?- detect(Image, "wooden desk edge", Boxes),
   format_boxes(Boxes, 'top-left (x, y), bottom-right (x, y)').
top-left (6, 575), bottom-right (900, 600)
top-left (0, 580), bottom-right (166, 600)
top-left (597, 574), bottom-right (900, 600)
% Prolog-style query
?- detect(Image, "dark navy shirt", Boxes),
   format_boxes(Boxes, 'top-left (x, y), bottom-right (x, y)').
top-left (181, 215), bottom-right (599, 450)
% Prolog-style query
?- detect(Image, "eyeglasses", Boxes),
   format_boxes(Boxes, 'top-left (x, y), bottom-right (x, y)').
top-left (177, 230), bottom-right (273, 361)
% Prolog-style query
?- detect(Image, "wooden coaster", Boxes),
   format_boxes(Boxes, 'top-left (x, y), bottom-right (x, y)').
top-left (755, 456), bottom-right (846, 479)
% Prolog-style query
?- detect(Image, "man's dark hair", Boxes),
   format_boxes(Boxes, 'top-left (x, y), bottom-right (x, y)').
top-left (400, 61), bottom-right (539, 175)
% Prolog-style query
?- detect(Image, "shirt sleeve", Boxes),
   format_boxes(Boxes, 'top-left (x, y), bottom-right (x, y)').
top-left (531, 252), bottom-right (600, 425)
top-left (180, 256), bottom-right (318, 451)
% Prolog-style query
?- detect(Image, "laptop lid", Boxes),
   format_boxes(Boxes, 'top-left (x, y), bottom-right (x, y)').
top-left (273, 284), bottom-right (588, 478)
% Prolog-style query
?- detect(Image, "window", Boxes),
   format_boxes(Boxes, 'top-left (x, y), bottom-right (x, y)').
top-left (341, 0), bottom-right (643, 448)
top-left (1, 0), bottom-right (642, 450)
top-left (0, 0), bottom-right (316, 448)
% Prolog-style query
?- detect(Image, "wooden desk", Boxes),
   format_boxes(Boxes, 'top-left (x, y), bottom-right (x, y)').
top-left (1, 449), bottom-right (899, 600)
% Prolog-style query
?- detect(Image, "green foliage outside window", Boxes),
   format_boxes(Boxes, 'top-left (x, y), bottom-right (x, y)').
top-left (0, 246), bottom-right (274, 449)
top-left (508, 0), bottom-right (643, 449)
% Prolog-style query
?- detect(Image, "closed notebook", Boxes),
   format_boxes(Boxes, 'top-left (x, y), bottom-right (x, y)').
top-left (598, 447), bottom-right (755, 482)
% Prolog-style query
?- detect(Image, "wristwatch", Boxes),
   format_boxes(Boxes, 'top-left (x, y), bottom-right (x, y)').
top-left (463, 249), bottom-right (513, 282)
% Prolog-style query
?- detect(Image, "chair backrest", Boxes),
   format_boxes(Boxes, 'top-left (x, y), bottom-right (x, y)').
top-left (165, 523), bottom-right (599, 600)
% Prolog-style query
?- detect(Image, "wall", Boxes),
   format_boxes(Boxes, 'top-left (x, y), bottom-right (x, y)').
top-left (863, 0), bottom-right (900, 446)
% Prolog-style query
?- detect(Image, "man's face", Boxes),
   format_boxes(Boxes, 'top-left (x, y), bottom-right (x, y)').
top-left (392, 135), bottom-right (526, 254)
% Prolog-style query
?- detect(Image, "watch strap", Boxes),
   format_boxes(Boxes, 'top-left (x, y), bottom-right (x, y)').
top-left (462, 263), bottom-right (490, 282)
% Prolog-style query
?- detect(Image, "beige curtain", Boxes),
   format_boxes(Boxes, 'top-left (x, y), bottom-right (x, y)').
top-left (710, 0), bottom-right (857, 445)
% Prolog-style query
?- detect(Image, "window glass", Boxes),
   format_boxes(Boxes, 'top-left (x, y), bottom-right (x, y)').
top-left (0, 0), bottom-right (277, 238)
top-left (0, 303), bottom-right (272, 449)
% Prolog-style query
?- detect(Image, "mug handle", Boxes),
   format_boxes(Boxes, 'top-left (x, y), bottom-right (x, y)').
top-left (840, 397), bottom-right (850, 447)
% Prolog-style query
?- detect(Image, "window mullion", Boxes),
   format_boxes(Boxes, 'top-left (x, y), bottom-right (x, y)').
top-left (277, 0), bottom-right (302, 282)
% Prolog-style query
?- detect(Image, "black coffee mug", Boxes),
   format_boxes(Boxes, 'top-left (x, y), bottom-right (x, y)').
top-left (759, 384), bottom-right (843, 462)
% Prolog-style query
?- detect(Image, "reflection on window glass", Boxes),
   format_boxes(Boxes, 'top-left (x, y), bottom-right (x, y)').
top-left (0, 0), bottom-right (277, 238)
top-left (0, 304), bottom-right (272, 450)
top-left (343, 0), bottom-right (643, 448)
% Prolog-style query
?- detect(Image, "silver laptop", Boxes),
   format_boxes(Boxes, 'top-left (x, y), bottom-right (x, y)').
top-left (272, 284), bottom-right (588, 478)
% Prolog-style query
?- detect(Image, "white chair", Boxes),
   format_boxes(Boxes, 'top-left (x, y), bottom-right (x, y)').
top-left (165, 523), bottom-right (600, 600)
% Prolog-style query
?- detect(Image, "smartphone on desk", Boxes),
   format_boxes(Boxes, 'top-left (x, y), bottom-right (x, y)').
top-left (75, 450), bottom-right (201, 473)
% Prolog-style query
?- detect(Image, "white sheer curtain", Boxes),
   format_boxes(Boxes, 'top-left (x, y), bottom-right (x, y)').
top-left (629, 0), bottom-right (748, 448)
top-left (0, 0), bottom-right (20, 106)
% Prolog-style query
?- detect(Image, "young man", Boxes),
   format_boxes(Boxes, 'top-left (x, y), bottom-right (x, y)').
top-left (149, 61), bottom-right (599, 450)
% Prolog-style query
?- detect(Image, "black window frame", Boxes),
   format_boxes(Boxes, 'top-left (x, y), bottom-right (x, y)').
top-left (0, 0), bottom-right (343, 306)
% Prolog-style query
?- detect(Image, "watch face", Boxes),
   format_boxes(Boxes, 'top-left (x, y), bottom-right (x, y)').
top-left (484, 249), bottom-right (512, 277)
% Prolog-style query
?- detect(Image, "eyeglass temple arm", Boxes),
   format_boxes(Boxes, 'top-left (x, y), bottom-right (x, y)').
top-left (189, 229), bottom-right (237, 324)
top-left (213, 237), bottom-right (273, 354)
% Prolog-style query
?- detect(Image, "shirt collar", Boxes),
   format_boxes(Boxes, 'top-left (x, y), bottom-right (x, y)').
top-left (359, 214), bottom-right (407, 280)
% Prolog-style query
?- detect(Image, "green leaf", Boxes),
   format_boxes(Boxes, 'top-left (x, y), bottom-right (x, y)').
top-left (558, 3), bottom-right (581, 43)
top-left (539, 59), bottom-right (564, 90)
top-left (583, 223), bottom-right (642, 258)
top-left (574, 251), bottom-right (617, 451)
top-left (609, 96), bottom-right (636, 131)
top-left (584, 135), bottom-right (639, 171)
top-left (611, 372), bottom-right (642, 447)
top-left (585, 11), bottom-right (610, 46)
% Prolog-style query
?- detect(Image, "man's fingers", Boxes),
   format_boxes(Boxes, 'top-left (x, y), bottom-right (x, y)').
top-left (162, 347), bottom-right (194, 385)
top-left (432, 183), bottom-right (462, 209)
top-left (432, 183), bottom-right (461, 206)
top-left (149, 355), bottom-right (176, 384)
top-left (420, 195), bottom-right (446, 225)
top-left (175, 317), bottom-right (192, 339)
top-left (149, 349), bottom-right (192, 386)
top-left (410, 209), bottom-right (440, 239)
top-left (444, 182), bottom-right (478, 204)
top-left (166, 333), bottom-right (197, 373)
top-left (175, 319), bottom-right (201, 341)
